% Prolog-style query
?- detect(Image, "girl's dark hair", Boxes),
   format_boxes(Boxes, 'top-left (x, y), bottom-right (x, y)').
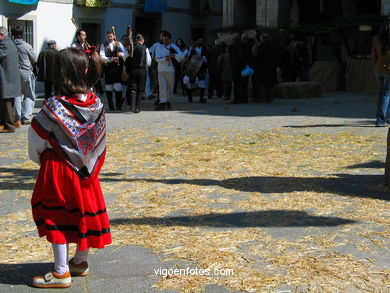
top-left (53, 47), bottom-right (101, 96)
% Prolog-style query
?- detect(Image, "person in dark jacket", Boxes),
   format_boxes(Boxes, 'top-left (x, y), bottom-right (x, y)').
top-left (99, 30), bottom-right (125, 111)
top-left (207, 40), bottom-right (225, 99)
top-left (185, 37), bottom-right (209, 103)
top-left (240, 32), bottom-right (254, 103)
top-left (217, 46), bottom-right (233, 101)
top-left (229, 33), bottom-right (246, 104)
top-left (37, 40), bottom-right (58, 100)
top-left (125, 34), bottom-right (151, 113)
top-left (173, 38), bottom-right (186, 95)
top-left (0, 27), bottom-right (21, 133)
top-left (254, 33), bottom-right (281, 103)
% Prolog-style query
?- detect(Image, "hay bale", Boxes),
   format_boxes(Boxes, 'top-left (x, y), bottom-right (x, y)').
top-left (274, 81), bottom-right (322, 99)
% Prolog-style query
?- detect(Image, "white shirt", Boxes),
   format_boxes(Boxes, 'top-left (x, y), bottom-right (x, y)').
top-left (99, 41), bottom-right (125, 62)
top-left (154, 42), bottom-right (184, 72)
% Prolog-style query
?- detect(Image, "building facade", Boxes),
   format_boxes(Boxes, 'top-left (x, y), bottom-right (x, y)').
top-left (223, 0), bottom-right (388, 29)
top-left (0, 0), bottom-right (222, 53)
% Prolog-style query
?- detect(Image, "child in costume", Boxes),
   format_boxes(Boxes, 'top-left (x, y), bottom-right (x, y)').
top-left (28, 47), bottom-right (111, 288)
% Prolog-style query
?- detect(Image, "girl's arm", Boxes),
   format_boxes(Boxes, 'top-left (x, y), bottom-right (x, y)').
top-left (28, 126), bottom-right (48, 165)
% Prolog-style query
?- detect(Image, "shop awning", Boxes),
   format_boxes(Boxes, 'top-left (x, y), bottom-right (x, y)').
top-left (8, 0), bottom-right (39, 4)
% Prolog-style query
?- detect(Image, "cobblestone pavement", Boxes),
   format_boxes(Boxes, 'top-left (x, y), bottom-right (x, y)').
top-left (0, 92), bottom-right (389, 292)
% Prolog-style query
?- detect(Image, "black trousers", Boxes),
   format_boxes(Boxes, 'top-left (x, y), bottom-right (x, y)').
top-left (127, 67), bottom-right (146, 109)
top-left (232, 72), bottom-right (243, 103)
top-left (0, 98), bottom-right (15, 131)
top-left (208, 72), bottom-right (223, 98)
top-left (44, 81), bottom-right (53, 100)
top-left (223, 81), bottom-right (232, 99)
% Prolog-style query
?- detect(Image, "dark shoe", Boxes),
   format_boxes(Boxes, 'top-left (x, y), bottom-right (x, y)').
top-left (69, 258), bottom-right (89, 277)
top-left (375, 123), bottom-right (389, 127)
top-left (156, 103), bottom-right (166, 111)
top-left (14, 121), bottom-right (21, 128)
top-left (199, 98), bottom-right (207, 103)
top-left (131, 108), bottom-right (141, 113)
top-left (22, 120), bottom-right (31, 125)
top-left (0, 128), bottom-right (15, 133)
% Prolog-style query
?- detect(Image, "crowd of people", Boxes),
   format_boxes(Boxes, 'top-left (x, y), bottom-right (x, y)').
top-left (0, 24), bottom-right (320, 135)
top-left (3, 22), bottom-right (390, 133)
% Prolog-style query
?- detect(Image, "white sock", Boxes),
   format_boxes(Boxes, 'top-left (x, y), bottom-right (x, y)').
top-left (52, 243), bottom-right (69, 275)
top-left (73, 247), bottom-right (89, 264)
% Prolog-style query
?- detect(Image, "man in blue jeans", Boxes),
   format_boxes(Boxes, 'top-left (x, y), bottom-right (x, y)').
top-left (376, 74), bottom-right (390, 127)
top-left (12, 25), bottom-right (37, 126)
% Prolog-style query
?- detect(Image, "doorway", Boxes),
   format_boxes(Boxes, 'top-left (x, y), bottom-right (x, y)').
top-left (81, 23), bottom-right (102, 47)
top-left (134, 15), bottom-right (162, 47)
top-left (191, 27), bottom-right (205, 42)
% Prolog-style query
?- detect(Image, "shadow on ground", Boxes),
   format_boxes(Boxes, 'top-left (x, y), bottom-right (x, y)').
top-left (284, 120), bottom-right (374, 128)
top-left (0, 262), bottom-right (51, 285)
top-left (110, 210), bottom-right (356, 228)
top-left (100, 173), bottom-right (390, 201)
top-left (0, 167), bottom-right (37, 190)
top-left (102, 92), bottom-right (377, 119)
top-left (346, 160), bottom-right (385, 169)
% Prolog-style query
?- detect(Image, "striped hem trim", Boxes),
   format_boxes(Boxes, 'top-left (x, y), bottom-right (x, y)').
top-left (35, 220), bottom-right (110, 238)
top-left (32, 201), bottom-right (107, 218)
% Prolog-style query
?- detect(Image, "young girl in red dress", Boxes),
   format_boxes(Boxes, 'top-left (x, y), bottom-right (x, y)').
top-left (28, 47), bottom-right (111, 288)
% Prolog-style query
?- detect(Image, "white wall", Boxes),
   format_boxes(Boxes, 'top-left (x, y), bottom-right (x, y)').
top-left (103, 7), bottom-right (133, 40)
top-left (36, 1), bottom-right (75, 51)
top-left (0, 1), bottom-right (75, 53)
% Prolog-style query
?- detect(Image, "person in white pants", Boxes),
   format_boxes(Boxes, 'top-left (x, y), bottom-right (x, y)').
top-left (154, 31), bottom-right (184, 110)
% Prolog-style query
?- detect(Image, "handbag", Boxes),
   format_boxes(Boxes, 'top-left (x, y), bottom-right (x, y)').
top-left (241, 65), bottom-right (254, 77)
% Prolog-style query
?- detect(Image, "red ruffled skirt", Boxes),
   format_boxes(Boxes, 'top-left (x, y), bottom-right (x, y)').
top-left (31, 149), bottom-right (112, 251)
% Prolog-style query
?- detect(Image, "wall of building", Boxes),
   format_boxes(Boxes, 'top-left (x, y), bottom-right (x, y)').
top-left (383, 0), bottom-right (390, 14)
top-left (0, 0), bottom-right (75, 52)
top-left (0, 0), bottom-right (222, 53)
top-left (162, 12), bottom-right (191, 44)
